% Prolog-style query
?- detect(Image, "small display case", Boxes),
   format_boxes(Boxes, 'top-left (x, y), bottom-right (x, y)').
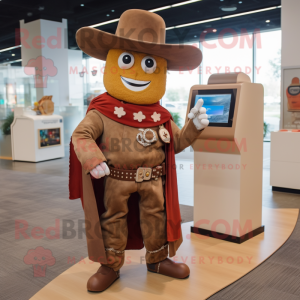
top-left (11, 107), bottom-right (64, 162)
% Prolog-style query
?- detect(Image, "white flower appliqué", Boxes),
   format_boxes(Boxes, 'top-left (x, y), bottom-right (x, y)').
top-left (114, 107), bottom-right (126, 118)
top-left (151, 112), bottom-right (161, 122)
top-left (133, 111), bottom-right (146, 122)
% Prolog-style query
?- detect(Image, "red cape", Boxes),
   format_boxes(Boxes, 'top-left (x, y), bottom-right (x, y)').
top-left (69, 93), bottom-right (181, 249)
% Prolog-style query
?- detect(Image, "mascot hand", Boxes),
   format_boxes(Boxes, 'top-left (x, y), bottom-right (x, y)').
top-left (90, 162), bottom-right (110, 179)
top-left (187, 98), bottom-right (209, 130)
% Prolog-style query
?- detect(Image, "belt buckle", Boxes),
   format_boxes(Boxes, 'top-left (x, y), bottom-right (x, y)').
top-left (135, 167), bottom-right (152, 182)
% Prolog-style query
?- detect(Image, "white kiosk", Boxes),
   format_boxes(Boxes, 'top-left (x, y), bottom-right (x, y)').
top-left (187, 73), bottom-right (264, 243)
top-left (11, 107), bottom-right (65, 162)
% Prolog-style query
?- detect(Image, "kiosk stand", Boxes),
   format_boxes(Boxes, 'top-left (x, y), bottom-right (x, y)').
top-left (187, 73), bottom-right (264, 243)
top-left (11, 107), bottom-right (65, 162)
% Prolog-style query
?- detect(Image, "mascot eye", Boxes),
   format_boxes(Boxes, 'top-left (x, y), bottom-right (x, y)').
top-left (141, 56), bottom-right (157, 74)
top-left (118, 52), bottom-right (134, 69)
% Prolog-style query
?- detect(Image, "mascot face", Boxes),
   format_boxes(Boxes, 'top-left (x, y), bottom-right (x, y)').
top-left (104, 49), bottom-right (167, 105)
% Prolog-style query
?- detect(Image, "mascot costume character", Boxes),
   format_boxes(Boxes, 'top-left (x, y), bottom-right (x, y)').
top-left (69, 9), bottom-right (209, 292)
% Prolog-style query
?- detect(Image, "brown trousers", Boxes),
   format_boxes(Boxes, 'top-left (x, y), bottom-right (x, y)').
top-left (100, 176), bottom-right (168, 271)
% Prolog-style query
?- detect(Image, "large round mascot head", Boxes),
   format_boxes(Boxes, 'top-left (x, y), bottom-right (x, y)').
top-left (76, 9), bottom-right (202, 105)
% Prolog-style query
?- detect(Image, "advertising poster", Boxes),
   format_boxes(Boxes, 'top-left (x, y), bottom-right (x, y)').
top-left (282, 67), bottom-right (300, 129)
top-left (38, 128), bottom-right (61, 148)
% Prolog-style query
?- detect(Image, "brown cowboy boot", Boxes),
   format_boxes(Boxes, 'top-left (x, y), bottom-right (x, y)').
top-left (87, 265), bottom-right (120, 292)
top-left (147, 258), bottom-right (190, 279)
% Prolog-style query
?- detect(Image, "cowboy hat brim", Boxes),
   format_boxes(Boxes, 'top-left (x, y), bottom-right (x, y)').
top-left (76, 27), bottom-right (202, 71)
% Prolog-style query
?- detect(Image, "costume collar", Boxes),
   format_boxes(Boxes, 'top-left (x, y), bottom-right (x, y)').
top-left (87, 92), bottom-right (172, 128)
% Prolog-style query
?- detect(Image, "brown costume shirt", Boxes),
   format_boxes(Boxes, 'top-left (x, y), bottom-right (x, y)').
top-left (72, 110), bottom-right (201, 173)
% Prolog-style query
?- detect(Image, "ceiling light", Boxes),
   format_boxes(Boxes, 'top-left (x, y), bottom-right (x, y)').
top-left (151, 0), bottom-right (202, 12)
top-left (81, 4), bottom-right (84, 7)
top-left (111, 10), bottom-right (115, 12)
top-left (172, 0), bottom-right (202, 7)
top-left (0, 45), bottom-right (22, 53)
top-left (220, 5), bottom-right (237, 12)
top-left (106, 14), bottom-right (110, 17)
top-left (194, 35), bottom-right (197, 37)
top-left (266, 20), bottom-right (270, 23)
top-left (166, 17), bottom-right (221, 30)
top-left (174, 17), bottom-right (221, 29)
top-left (89, 4), bottom-right (281, 29)
top-left (90, 18), bottom-right (120, 28)
top-left (0, 59), bottom-right (22, 65)
top-left (239, 1), bottom-right (242, 3)
top-left (12, 54), bottom-right (15, 56)
top-left (222, 6), bottom-right (279, 19)
top-left (149, 6), bottom-right (171, 12)
top-left (212, 29), bottom-right (217, 32)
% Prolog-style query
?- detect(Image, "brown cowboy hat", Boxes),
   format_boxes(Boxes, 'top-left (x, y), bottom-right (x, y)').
top-left (76, 9), bottom-right (202, 71)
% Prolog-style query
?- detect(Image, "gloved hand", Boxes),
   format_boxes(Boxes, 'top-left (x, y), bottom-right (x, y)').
top-left (187, 98), bottom-right (209, 130)
top-left (90, 162), bottom-right (110, 179)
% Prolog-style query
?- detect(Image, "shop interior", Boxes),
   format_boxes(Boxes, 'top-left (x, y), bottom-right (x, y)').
top-left (0, 0), bottom-right (299, 299)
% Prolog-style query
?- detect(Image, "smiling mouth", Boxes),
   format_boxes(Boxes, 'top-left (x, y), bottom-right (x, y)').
top-left (120, 76), bottom-right (151, 92)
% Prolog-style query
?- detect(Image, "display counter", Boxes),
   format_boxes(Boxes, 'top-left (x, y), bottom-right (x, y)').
top-left (270, 130), bottom-right (300, 193)
top-left (11, 107), bottom-right (64, 162)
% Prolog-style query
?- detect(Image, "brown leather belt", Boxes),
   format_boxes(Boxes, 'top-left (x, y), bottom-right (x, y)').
top-left (109, 163), bottom-right (165, 182)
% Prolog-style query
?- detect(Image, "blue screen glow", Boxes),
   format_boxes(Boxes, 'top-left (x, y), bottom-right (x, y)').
top-left (195, 94), bottom-right (231, 123)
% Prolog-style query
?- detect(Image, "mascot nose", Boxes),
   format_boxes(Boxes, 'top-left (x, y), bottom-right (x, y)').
top-left (132, 69), bottom-right (139, 79)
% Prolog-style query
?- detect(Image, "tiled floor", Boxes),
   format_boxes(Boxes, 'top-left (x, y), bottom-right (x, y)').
top-left (0, 142), bottom-right (299, 300)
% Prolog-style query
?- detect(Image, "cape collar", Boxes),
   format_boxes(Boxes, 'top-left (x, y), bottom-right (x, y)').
top-left (87, 93), bottom-right (172, 128)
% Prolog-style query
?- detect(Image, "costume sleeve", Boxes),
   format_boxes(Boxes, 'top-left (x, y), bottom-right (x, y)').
top-left (171, 119), bottom-right (202, 154)
top-left (72, 110), bottom-right (106, 175)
